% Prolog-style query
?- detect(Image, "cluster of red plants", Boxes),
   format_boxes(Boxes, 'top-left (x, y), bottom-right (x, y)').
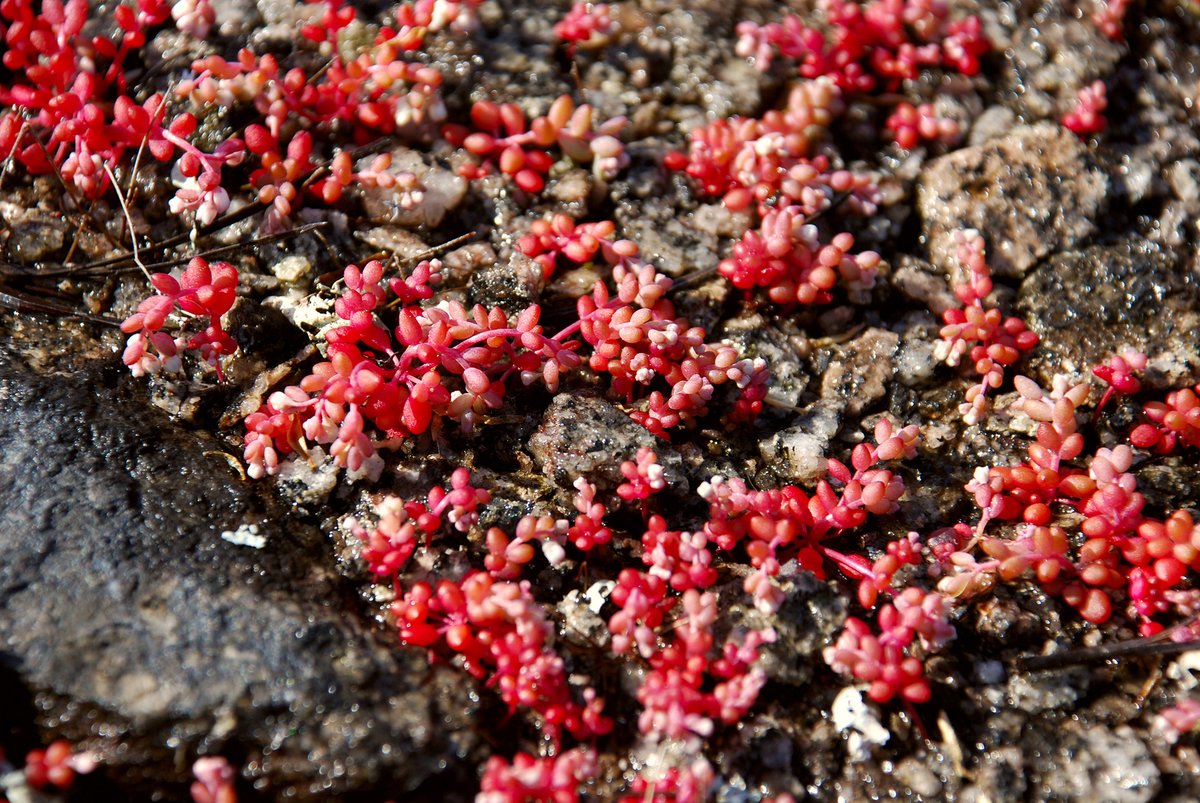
top-left (172, 0), bottom-right (463, 228)
top-left (119, 257), bottom-right (239, 379)
top-left (733, 0), bottom-right (984, 149)
top-left (444, 93), bottom-right (628, 193)
top-left (553, 2), bottom-right (614, 51)
top-left (0, 741), bottom-right (236, 802)
top-left (241, 240), bottom-right (768, 481)
top-left (699, 418), bottom-right (920, 612)
top-left (659, 0), bottom-right (992, 313)
top-left (1063, 79), bottom-right (1109, 136)
top-left (337, 337), bottom-right (1200, 793)
top-left (353, 447), bottom-right (781, 796)
top-left (935, 229), bottom-right (1039, 424)
top-left (734, 0), bottom-right (987, 91)
top-left (938, 371), bottom-right (1200, 636)
top-left (0, 0), bottom-right (242, 212)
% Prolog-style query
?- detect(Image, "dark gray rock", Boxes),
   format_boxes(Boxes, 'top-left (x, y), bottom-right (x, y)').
top-left (611, 167), bottom-right (723, 278)
top-left (224, 297), bottom-right (311, 371)
top-left (918, 123), bottom-right (1109, 278)
top-left (1000, 2), bottom-right (1123, 122)
top-left (0, 348), bottom-right (479, 801)
top-left (468, 249), bottom-right (543, 316)
top-left (960, 745), bottom-right (1027, 803)
top-left (657, 4), bottom-right (759, 120)
top-left (528, 392), bottom-right (684, 492)
top-left (1024, 722), bottom-right (1161, 803)
top-left (0, 205), bottom-right (67, 262)
top-left (891, 254), bottom-right (959, 315)
top-left (727, 571), bottom-right (846, 688)
top-left (1019, 240), bottom-right (1200, 390)
top-left (359, 148), bottom-right (468, 230)
top-left (816, 327), bottom-right (899, 418)
top-left (759, 401), bottom-right (840, 484)
top-left (717, 313), bottom-right (809, 411)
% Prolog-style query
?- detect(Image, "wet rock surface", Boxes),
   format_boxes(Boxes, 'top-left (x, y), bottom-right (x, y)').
top-left (816, 328), bottom-right (900, 418)
top-left (529, 392), bottom-right (685, 492)
top-left (999, 1), bottom-right (1124, 122)
top-left (0, 347), bottom-right (479, 801)
top-left (1022, 721), bottom-right (1161, 803)
top-left (918, 123), bottom-right (1109, 278)
top-left (1020, 240), bottom-right (1200, 390)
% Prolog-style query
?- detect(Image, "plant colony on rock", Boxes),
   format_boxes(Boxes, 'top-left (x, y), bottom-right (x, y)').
top-left (5, 0), bottom-right (1200, 800)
